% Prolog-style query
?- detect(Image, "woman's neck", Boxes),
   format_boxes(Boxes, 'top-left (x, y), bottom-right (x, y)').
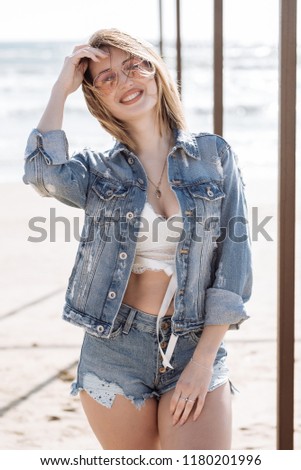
top-left (126, 115), bottom-right (173, 164)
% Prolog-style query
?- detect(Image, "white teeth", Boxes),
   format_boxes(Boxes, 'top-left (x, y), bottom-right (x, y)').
top-left (122, 91), bottom-right (141, 103)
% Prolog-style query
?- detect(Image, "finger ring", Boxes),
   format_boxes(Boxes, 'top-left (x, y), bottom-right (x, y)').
top-left (181, 396), bottom-right (194, 403)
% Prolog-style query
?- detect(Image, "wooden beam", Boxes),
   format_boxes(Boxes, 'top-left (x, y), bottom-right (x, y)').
top-left (176, 0), bottom-right (182, 97)
top-left (213, 0), bottom-right (223, 135)
top-left (158, 0), bottom-right (163, 57)
top-left (277, 0), bottom-right (297, 450)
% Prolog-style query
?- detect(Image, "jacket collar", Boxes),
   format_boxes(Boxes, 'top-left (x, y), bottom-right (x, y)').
top-left (107, 128), bottom-right (200, 160)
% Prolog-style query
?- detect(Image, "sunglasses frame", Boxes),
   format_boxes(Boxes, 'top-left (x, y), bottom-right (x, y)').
top-left (90, 56), bottom-right (155, 94)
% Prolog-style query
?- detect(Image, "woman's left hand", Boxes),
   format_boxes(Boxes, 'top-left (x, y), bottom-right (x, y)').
top-left (170, 359), bottom-right (213, 426)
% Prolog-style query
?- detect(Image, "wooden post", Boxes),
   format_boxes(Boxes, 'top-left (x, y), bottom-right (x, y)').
top-left (158, 0), bottom-right (163, 57)
top-left (176, 0), bottom-right (182, 97)
top-left (277, 0), bottom-right (297, 450)
top-left (213, 0), bottom-right (223, 135)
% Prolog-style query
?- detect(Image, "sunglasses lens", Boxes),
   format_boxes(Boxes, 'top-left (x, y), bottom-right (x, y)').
top-left (125, 58), bottom-right (155, 78)
top-left (92, 57), bottom-right (155, 94)
top-left (94, 70), bottom-right (117, 91)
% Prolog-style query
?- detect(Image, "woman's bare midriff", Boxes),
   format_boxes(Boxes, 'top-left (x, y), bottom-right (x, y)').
top-left (122, 270), bottom-right (174, 317)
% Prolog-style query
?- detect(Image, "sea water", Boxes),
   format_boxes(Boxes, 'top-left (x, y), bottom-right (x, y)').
top-left (0, 40), bottom-right (299, 188)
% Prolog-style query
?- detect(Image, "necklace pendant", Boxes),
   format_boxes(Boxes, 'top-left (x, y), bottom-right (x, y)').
top-left (155, 188), bottom-right (161, 198)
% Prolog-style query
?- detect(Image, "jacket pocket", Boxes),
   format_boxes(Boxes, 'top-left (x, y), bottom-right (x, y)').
top-left (92, 177), bottom-right (129, 200)
top-left (188, 180), bottom-right (225, 234)
top-left (86, 175), bottom-right (130, 216)
top-left (188, 180), bottom-right (224, 202)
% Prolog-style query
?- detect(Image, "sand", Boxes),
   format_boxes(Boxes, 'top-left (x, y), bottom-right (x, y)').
top-left (0, 178), bottom-right (300, 450)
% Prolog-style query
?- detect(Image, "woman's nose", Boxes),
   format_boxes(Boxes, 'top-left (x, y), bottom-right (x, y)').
top-left (118, 70), bottom-right (133, 87)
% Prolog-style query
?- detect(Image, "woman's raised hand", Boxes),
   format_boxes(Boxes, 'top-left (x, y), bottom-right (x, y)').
top-left (54, 45), bottom-right (109, 96)
top-left (37, 45), bottom-right (108, 132)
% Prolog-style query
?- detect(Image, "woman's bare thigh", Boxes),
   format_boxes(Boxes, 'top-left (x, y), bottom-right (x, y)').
top-left (80, 391), bottom-right (161, 450)
top-left (157, 382), bottom-right (232, 450)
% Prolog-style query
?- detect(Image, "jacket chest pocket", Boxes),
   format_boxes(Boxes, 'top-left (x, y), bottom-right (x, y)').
top-left (86, 176), bottom-right (130, 216)
top-left (187, 180), bottom-right (225, 234)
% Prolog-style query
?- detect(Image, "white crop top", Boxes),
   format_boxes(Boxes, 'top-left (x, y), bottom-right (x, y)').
top-left (132, 201), bottom-right (183, 275)
top-left (131, 201), bottom-right (184, 370)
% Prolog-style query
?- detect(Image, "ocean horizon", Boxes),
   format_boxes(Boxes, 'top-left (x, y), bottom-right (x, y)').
top-left (0, 40), bottom-right (300, 185)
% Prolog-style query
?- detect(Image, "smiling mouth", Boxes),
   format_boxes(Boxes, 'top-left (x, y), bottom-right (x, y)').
top-left (120, 90), bottom-right (143, 104)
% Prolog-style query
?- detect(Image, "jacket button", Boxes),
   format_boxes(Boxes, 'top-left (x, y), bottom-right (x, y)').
top-left (207, 188), bottom-right (214, 197)
top-left (185, 210), bottom-right (193, 216)
top-left (180, 248), bottom-right (189, 254)
top-left (126, 211), bottom-right (134, 220)
top-left (106, 189), bottom-right (113, 196)
top-left (159, 366), bottom-right (166, 373)
top-left (161, 341), bottom-right (168, 349)
top-left (119, 252), bottom-right (127, 259)
top-left (96, 325), bottom-right (104, 333)
top-left (128, 157), bottom-right (134, 164)
top-left (161, 322), bottom-right (169, 330)
top-left (108, 291), bottom-right (116, 299)
top-left (178, 289), bottom-right (184, 295)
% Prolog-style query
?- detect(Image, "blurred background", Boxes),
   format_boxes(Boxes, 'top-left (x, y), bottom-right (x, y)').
top-left (0, 0), bottom-right (300, 450)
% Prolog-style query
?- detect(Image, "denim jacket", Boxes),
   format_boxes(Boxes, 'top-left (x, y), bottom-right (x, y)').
top-left (23, 128), bottom-right (252, 338)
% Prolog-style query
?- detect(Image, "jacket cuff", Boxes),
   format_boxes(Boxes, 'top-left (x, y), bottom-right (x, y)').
top-left (24, 129), bottom-right (69, 165)
top-left (204, 287), bottom-right (250, 330)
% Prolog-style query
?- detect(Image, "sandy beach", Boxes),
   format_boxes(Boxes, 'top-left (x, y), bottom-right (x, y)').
top-left (0, 177), bottom-right (300, 450)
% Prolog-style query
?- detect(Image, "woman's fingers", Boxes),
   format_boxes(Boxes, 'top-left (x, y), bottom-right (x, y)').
top-left (177, 397), bottom-right (197, 426)
top-left (171, 398), bottom-right (186, 425)
top-left (71, 45), bottom-right (109, 63)
top-left (56, 45), bottom-right (109, 94)
top-left (171, 394), bottom-right (204, 426)
top-left (170, 390), bottom-right (181, 414)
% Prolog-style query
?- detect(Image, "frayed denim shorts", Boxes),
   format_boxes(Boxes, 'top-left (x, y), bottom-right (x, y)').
top-left (71, 303), bottom-right (231, 410)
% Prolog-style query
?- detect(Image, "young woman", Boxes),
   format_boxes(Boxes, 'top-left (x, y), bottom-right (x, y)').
top-left (23, 28), bottom-right (252, 450)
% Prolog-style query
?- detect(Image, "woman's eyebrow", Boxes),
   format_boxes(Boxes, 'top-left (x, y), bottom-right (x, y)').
top-left (96, 66), bottom-right (111, 75)
top-left (97, 56), bottom-right (133, 74)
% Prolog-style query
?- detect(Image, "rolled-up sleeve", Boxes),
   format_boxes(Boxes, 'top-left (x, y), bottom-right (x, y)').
top-left (204, 142), bottom-right (253, 329)
top-left (23, 129), bottom-right (91, 209)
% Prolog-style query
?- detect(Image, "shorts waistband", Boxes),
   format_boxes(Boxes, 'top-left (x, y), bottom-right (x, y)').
top-left (117, 302), bottom-right (173, 334)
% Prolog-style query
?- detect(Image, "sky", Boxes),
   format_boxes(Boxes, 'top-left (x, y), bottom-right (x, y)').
top-left (0, 0), bottom-right (287, 45)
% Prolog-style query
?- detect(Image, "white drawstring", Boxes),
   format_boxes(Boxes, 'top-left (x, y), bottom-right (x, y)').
top-left (156, 271), bottom-right (178, 369)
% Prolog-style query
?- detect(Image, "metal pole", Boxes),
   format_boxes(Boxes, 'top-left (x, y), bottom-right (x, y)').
top-left (158, 0), bottom-right (163, 57)
top-left (277, 0), bottom-right (297, 450)
top-left (213, 0), bottom-right (223, 135)
top-left (176, 0), bottom-right (182, 97)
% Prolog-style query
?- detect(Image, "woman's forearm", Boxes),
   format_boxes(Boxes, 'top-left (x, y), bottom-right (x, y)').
top-left (192, 324), bottom-right (229, 368)
top-left (37, 84), bottom-right (68, 133)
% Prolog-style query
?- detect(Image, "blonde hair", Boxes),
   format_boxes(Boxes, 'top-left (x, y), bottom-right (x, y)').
top-left (82, 28), bottom-right (187, 151)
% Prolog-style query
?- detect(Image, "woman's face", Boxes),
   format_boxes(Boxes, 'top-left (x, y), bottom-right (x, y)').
top-left (88, 47), bottom-right (158, 123)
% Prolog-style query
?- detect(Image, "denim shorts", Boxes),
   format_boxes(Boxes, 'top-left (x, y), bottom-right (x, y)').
top-left (71, 303), bottom-right (231, 410)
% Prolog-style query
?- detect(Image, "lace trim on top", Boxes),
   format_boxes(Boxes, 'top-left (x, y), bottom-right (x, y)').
top-left (132, 201), bottom-right (183, 276)
top-left (132, 265), bottom-right (166, 274)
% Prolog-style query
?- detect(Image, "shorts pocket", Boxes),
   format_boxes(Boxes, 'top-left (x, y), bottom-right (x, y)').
top-left (184, 327), bottom-right (204, 346)
top-left (108, 322), bottom-right (125, 339)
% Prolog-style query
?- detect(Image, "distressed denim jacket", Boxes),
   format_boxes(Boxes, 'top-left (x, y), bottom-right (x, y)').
top-left (23, 128), bottom-right (252, 338)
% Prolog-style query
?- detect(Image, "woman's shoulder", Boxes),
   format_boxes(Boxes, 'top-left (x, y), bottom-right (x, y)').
top-left (191, 131), bottom-right (232, 156)
top-left (71, 141), bottom-right (120, 172)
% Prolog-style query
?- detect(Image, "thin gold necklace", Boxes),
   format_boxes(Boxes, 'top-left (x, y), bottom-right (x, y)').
top-left (147, 158), bottom-right (167, 199)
